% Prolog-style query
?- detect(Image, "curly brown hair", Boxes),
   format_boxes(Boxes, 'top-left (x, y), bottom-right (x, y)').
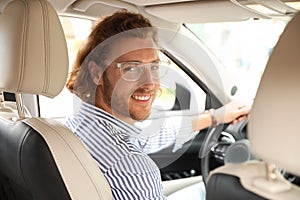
top-left (66, 11), bottom-right (157, 103)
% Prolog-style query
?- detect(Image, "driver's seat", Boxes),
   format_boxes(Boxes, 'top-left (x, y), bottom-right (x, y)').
top-left (0, 0), bottom-right (112, 199)
top-left (206, 11), bottom-right (300, 200)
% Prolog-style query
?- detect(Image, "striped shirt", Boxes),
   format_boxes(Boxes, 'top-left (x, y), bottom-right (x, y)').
top-left (66, 99), bottom-right (195, 200)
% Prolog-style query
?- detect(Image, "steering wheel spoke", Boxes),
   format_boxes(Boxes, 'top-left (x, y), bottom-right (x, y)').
top-left (211, 142), bottom-right (231, 163)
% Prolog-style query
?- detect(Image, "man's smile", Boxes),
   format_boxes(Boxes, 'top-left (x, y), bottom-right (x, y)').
top-left (131, 93), bottom-right (152, 103)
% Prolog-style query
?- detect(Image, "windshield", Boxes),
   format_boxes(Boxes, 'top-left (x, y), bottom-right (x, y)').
top-left (185, 18), bottom-right (288, 101)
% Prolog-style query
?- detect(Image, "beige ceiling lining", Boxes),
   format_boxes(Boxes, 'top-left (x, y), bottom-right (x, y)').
top-left (61, 0), bottom-right (267, 23)
top-left (120, 0), bottom-right (195, 6)
top-left (48, 0), bottom-right (76, 12)
top-left (145, 0), bottom-right (267, 23)
top-left (232, 0), bottom-right (298, 16)
top-left (72, 0), bottom-right (137, 12)
top-left (49, 0), bottom-right (180, 29)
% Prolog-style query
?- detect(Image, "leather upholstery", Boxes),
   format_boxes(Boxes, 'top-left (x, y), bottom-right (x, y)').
top-left (248, 10), bottom-right (300, 176)
top-left (207, 173), bottom-right (267, 200)
top-left (0, 0), bottom-right (68, 97)
top-left (0, 119), bottom-right (71, 200)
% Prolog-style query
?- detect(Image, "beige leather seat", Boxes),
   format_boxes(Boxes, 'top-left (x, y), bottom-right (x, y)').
top-left (0, 0), bottom-right (112, 199)
top-left (206, 11), bottom-right (300, 200)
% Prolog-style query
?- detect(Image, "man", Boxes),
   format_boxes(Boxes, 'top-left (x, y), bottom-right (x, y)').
top-left (66, 11), bottom-right (250, 199)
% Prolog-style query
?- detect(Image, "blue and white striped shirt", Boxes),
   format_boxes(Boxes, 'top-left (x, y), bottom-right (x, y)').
top-left (66, 99), bottom-right (195, 200)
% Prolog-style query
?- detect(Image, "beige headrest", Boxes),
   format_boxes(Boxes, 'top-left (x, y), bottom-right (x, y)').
top-left (248, 12), bottom-right (300, 176)
top-left (0, 0), bottom-right (68, 98)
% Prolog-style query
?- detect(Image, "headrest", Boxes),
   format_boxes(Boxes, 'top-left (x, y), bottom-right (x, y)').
top-left (248, 12), bottom-right (300, 176)
top-left (0, 0), bottom-right (68, 98)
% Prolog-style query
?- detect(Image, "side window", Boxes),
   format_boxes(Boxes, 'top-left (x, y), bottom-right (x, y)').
top-left (152, 53), bottom-right (206, 117)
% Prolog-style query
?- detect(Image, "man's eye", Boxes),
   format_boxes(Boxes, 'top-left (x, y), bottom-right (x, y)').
top-left (123, 66), bottom-right (137, 73)
top-left (150, 64), bottom-right (160, 71)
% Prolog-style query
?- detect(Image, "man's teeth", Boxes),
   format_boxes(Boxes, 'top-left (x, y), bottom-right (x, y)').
top-left (132, 94), bottom-right (151, 101)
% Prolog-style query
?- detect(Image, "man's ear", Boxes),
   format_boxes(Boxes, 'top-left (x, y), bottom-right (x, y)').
top-left (88, 61), bottom-right (103, 85)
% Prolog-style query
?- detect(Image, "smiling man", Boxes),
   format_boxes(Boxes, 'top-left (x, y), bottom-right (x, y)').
top-left (65, 11), bottom-right (250, 200)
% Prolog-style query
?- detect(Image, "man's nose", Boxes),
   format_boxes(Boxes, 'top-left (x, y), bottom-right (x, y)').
top-left (140, 68), bottom-right (157, 88)
top-left (142, 68), bottom-right (154, 81)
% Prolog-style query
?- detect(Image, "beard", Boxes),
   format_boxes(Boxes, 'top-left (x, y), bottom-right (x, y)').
top-left (101, 72), bottom-right (153, 121)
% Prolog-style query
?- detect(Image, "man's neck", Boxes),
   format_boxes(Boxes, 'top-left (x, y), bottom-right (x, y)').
top-left (95, 102), bottom-right (136, 125)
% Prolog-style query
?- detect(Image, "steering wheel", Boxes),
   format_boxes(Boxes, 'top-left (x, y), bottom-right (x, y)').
top-left (200, 120), bottom-right (250, 185)
top-left (200, 125), bottom-right (224, 185)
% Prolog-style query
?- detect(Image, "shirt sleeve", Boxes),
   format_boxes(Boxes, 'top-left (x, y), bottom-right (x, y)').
top-left (134, 115), bottom-right (197, 154)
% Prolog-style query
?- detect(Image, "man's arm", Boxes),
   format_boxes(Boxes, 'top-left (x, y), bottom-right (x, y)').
top-left (192, 100), bottom-right (251, 132)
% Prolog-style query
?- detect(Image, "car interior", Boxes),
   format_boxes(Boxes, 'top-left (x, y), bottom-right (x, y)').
top-left (0, 0), bottom-right (299, 199)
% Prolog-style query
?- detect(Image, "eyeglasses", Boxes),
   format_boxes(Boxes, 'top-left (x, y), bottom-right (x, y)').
top-left (116, 60), bottom-right (170, 82)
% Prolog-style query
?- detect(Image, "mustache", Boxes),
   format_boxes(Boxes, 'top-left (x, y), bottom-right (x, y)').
top-left (132, 88), bottom-right (157, 95)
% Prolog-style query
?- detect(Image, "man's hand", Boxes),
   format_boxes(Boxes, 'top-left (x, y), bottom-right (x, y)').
top-left (214, 100), bottom-right (252, 125)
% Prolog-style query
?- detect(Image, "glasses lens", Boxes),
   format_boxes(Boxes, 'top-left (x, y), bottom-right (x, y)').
top-left (119, 61), bottom-right (169, 81)
top-left (150, 61), bottom-right (169, 79)
top-left (120, 63), bottom-right (142, 81)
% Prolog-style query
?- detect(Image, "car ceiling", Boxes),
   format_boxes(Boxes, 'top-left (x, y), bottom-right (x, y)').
top-left (0, 0), bottom-right (299, 26)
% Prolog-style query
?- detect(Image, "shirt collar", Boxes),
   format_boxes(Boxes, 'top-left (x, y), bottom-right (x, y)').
top-left (79, 101), bottom-right (141, 136)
